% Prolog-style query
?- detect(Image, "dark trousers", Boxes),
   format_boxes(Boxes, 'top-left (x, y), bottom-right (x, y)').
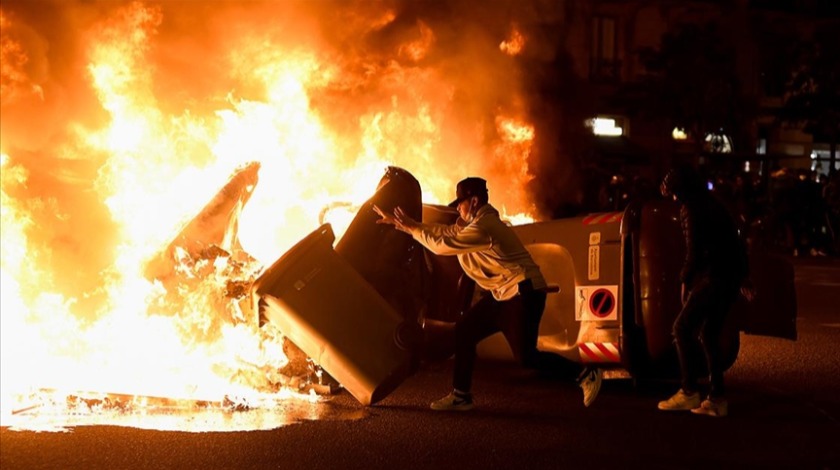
top-left (452, 280), bottom-right (584, 393)
top-left (673, 277), bottom-right (738, 398)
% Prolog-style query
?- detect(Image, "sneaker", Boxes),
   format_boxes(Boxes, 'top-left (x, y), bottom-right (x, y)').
top-left (578, 368), bottom-right (603, 407)
top-left (657, 389), bottom-right (701, 411)
top-left (691, 398), bottom-right (728, 417)
top-left (430, 392), bottom-right (474, 411)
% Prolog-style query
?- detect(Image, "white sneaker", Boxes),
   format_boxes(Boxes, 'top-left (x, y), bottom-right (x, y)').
top-left (430, 392), bottom-right (474, 411)
top-left (579, 368), bottom-right (603, 407)
top-left (658, 389), bottom-right (701, 411)
top-left (691, 398), bottom-right (728, 417)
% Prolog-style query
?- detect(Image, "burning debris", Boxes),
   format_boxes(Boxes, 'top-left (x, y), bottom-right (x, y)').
top-left (0, 0), bottom-right (576, 431)
top-left (143, 162), bottom-right (263, 341)
top-left (140, 161), bottom-right (340, 395)
top-left (143, 162), bottom-right (261, 287)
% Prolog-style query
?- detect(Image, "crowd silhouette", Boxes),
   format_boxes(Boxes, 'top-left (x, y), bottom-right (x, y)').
top-left (582, 167), bottom-right (840, 258)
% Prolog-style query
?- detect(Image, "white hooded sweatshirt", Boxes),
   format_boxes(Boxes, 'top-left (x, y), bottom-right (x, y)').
top-left (407, 204), bottom-right (546, 301)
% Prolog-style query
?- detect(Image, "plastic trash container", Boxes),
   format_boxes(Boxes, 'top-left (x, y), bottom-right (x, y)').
top-left (251, 223), bottom-right (419, 405)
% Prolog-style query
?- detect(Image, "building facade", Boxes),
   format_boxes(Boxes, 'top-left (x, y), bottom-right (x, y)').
top-left (560, 0), bottom-right (839, 179)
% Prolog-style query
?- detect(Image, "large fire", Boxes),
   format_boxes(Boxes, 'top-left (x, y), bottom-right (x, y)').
top-left (0, 0), bottom-right (546, 431)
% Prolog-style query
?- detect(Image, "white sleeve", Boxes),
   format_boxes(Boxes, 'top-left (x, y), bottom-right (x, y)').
top-left (410, 222), bottom-right (491, 255)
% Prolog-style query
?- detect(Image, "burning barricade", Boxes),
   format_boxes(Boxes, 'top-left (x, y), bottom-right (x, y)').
top-left (141, 164), bottom-right (449, 406)
top-left (140, 161), bottom-right (343, 397)
top-left (252, 167), bottom-right (434, 405)
top-left (1, 0), bottom-right (542, 426)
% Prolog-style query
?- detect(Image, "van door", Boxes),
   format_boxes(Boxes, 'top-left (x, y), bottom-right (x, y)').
top-left (737, 253), bottom-right (798, 340)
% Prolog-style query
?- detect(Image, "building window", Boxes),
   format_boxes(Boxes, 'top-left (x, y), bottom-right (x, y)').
top-left (704, 132), bottom-right (733, 153)
top-left (591, 16), bottom-right (620, 81)
top-left (811, 150), bottom-right (839, 177)
top-left (588, 117), bottom-right (624, 136)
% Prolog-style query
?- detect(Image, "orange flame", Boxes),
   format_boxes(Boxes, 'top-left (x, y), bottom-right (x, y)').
top-left (500, 25), bottom-right (526, 56)
top-left (1, 1), bottom-right (541, 431)
top-left (399, 21), bottom-right (435, 62)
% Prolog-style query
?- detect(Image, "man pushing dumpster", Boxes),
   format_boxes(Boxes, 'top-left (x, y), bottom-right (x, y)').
top-left (374, 177), bottom-right (603, 411)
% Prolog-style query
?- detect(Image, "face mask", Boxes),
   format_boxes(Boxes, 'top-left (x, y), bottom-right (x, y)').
top-left (465, 199), bottom-right (479, 222)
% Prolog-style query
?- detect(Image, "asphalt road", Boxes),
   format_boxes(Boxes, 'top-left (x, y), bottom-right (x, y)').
top-left (2, 257), bottom-right (839, 469)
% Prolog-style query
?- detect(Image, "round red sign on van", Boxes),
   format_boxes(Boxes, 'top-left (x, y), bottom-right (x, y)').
top-left (588, 288), bottom-right (615, 318)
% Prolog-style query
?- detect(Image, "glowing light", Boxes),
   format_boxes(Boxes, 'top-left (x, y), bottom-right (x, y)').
top-left (589, 117), bottom-right (622, 136)
top-left (502, 211), bottom-right (534, 226)
top-left (672, 127), bottom-right (688, 140)
top-left (704, 132), bottom-right (733, 153)
top-left (500, 26), bottom-right (525, 56)
top-left (497, 116), bottom-right (534, 143)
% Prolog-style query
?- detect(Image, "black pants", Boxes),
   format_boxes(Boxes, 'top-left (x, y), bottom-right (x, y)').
top-left (452, 280), bottom-right (584, 392)
top-left (673, 277), bottom-right (739, 398)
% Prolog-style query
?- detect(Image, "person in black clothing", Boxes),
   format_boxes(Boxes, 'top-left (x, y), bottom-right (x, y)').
top-left (657, 166), bottom-right (754, 417)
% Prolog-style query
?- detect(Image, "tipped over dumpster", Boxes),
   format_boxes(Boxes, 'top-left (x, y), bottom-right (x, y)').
top-left (252, 223), bottom-right (420, 405)
top-left (251, 167), bottom-right (430, 405)
top-left (250, 166), bottom-right (797, 406)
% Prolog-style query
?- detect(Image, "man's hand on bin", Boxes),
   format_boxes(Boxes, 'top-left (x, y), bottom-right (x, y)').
top-left (373, 205), bottom-right (419, 234)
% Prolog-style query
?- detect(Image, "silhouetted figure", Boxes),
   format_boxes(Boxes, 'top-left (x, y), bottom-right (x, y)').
top-left (657, 165), bottom-right (754, 418)
top-left (824, 172), bottom-right (840, 254)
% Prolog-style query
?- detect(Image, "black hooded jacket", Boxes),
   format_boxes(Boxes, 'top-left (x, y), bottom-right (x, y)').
top-left (663, 168), bottom-right (748, 288)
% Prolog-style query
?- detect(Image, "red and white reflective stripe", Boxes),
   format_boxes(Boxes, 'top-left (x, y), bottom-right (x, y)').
top-left (578, 342), bottom-right (620, 363)
top-left (582, 212), bottom-right (623, 225)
